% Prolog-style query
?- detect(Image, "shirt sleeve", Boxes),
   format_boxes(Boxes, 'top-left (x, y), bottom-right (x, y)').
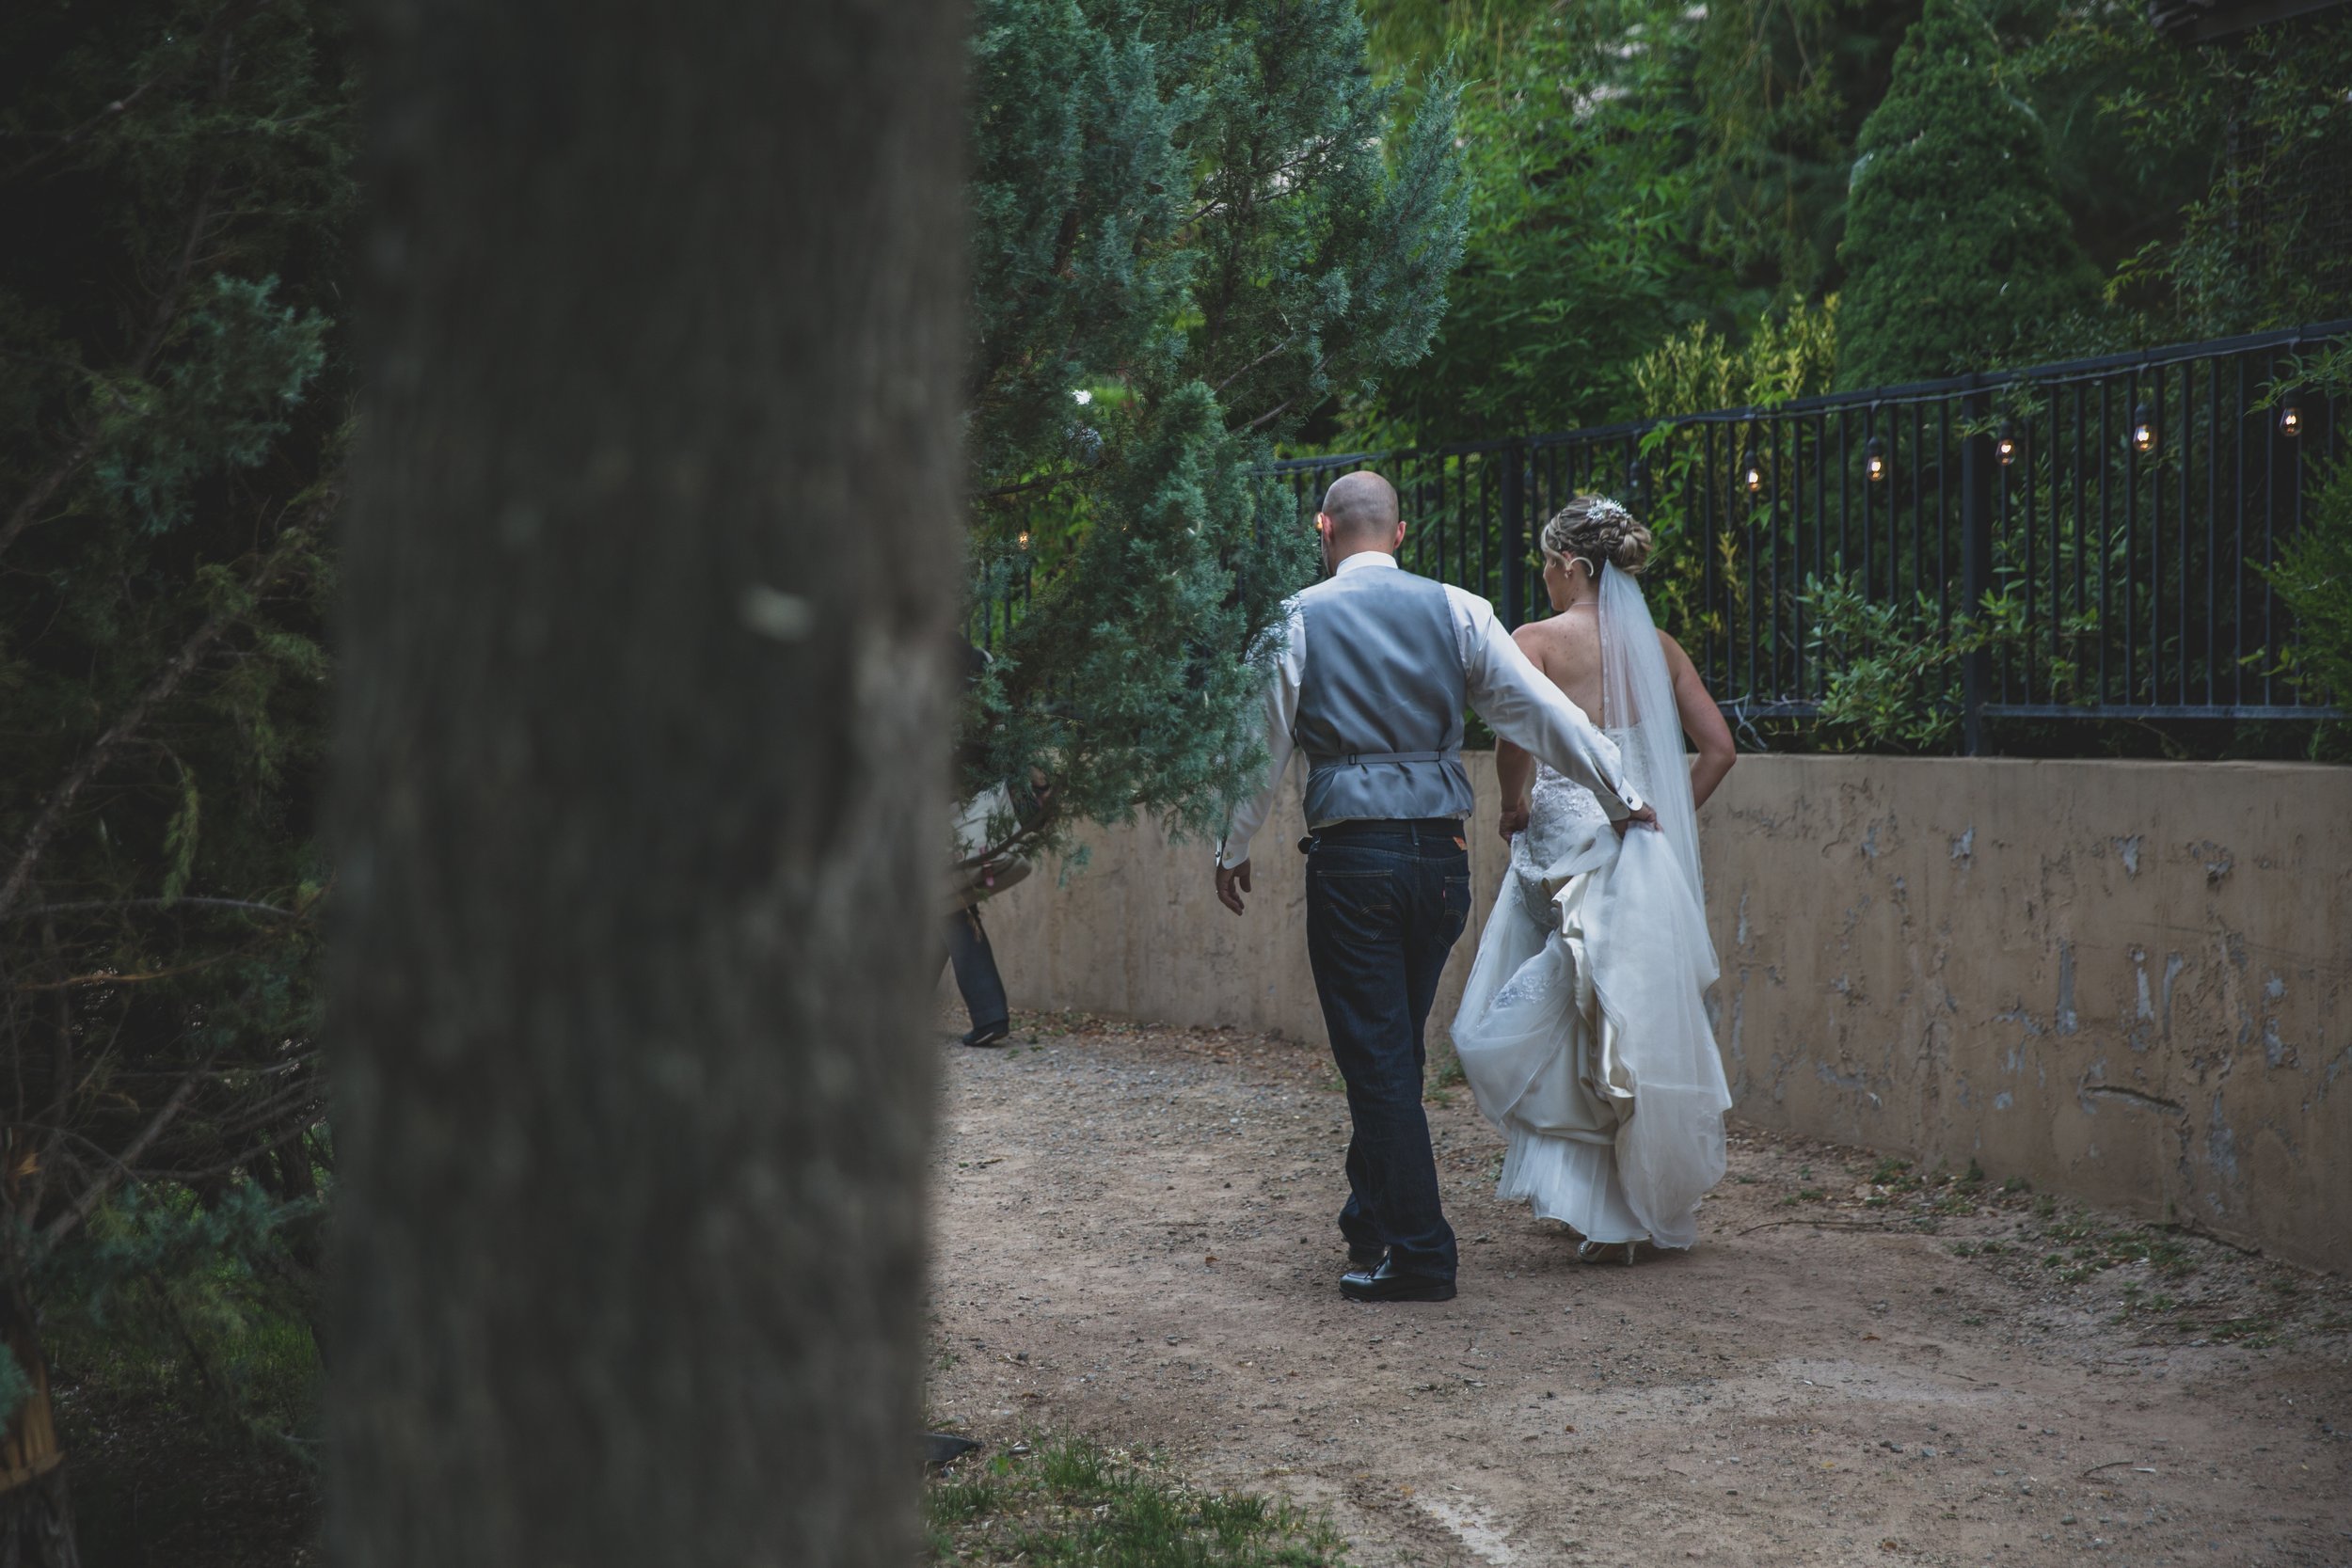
top-left (1216, 605), bottom-right (1306, 868)
top-left (1450, 587), bottom-right (1643, 821)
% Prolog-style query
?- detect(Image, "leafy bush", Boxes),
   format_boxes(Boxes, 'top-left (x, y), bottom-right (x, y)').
top-left (39, 1181), bottom-right (323, 1449)
top-left (2267, 459), bottom-right (2352, 721)
top-left (1835, 0), bottom-right (2098, 388)
top-left (1801, 573), bottom-right (2040, 752)
top-left (1632, 297), bottom-right (1840, 420)
top-left (1363, 0), bottom-right (1699, 441)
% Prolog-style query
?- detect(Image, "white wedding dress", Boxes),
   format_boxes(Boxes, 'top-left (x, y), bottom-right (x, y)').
top-left (1450, 563), bottom-right (1731, 1250)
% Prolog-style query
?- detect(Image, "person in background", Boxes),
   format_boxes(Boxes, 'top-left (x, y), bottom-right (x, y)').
top-left (941, 639), bottom-right (1038, 1048)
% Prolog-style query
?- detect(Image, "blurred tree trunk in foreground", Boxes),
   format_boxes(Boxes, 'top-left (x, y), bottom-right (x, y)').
top-left (331, 2), bottom-right (965, 1563)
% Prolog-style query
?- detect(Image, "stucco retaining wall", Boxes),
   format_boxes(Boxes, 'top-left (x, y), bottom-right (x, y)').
top-left (977, 754), bottom-right (2352, 1271)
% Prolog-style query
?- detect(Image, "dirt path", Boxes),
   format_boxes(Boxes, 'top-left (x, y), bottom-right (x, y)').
top-left (924, 1012), bottom-right (2352, 1568)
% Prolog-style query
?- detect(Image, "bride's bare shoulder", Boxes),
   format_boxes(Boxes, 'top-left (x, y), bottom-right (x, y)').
top-left (1657, 627), bottom-right (1697, 674)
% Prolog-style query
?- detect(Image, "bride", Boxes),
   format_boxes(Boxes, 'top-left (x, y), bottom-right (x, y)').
top-left (1451, 494), bottom-right (1738, 1262)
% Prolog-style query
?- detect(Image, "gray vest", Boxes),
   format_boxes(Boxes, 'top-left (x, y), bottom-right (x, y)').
top-left (1294, 565), bottom-right (1474, 825)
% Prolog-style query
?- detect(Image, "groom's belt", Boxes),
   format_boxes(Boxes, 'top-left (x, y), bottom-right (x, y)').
top-left (1304, 749), bottom-right (1455, 769)
top-left (1307, 816), bottom-right (1464, 841)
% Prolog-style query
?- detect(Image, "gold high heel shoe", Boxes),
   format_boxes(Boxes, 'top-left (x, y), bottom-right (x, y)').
top-left (1575, 1239), bottom-right (1638, 1265)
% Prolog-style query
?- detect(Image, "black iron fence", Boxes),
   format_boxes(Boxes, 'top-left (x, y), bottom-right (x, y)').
top-left (1272, 320), bottom-right (2347, 747)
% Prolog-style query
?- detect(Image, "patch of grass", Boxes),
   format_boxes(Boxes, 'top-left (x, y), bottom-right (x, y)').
top-left (2029, 1219), bottom-right (2202, 1287)
top-left (1867, 1157), bottom-right (1920, 1191)
top-left (928, 1437), bottom-right (1347, 1566)
top-left (2204, 1317), bottom-right (2281, 1348)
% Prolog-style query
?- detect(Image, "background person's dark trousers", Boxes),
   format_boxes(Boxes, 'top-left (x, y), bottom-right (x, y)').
top-left (1303, 818), bottom-right (1470, 1282)
top-left (945, 902), bottom-right (1009, 1042)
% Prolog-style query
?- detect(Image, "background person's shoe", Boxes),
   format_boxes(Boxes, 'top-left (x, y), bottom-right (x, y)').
top-left (961, 1021), bottom-right (1011, 1048)
top-left (923, 1432), bottom-right (981, 1468)
top-left (1339, 1259), bottom-right (1456, 1303)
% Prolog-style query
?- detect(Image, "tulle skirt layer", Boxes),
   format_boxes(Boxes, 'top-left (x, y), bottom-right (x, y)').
top-left (1495, 1125), bottom-right (1648, 1243)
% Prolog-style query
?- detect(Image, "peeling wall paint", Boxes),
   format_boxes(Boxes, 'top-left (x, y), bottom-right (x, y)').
top-left (981, 753), bottom-right (2352, 1271)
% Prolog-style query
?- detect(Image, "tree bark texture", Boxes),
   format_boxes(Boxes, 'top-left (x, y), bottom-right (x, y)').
top-left (331, 3), bottom-right (966, 1564)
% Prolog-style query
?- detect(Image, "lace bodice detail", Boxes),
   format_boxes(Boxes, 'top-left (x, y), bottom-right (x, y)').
top-left (1507, 733), bottom-right (1645, 927)
top-left (1523, 764), bottom-right (1611, 859)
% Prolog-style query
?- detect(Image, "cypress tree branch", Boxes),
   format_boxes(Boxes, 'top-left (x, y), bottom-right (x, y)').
top-left (40, 1059), bottom-right (210, 1246)
top-left (0, 495), bottom-right (328, 926)
top-left (0, 162), bottom-right (224, 566)
top-left (0, 897), bottom-right (300, 924)
top-left (0, 0), bottom-right (275, 187)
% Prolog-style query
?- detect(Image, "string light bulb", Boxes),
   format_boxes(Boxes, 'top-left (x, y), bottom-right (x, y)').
top-left (1741, 448), bottom-right (1764, 494)
top-left (1865, 436), bottom-right (1887, 483)
top-left (1016, 529), bottom-right (1030, 549)
top-left (2131, 402), bottom-right (2156, 456)
top-left (1996, 422), bottom-right (2017, 466)
top-left (2280, 395), bottom-right (2304, 438)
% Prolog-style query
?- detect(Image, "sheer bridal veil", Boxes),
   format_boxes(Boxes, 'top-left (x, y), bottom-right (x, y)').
top-left (1585, 557), bottom-right (1731, 1243)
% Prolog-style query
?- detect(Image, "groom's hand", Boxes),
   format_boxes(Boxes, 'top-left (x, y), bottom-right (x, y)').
top-left (1613, 803), bottom-right (1658, 837)
top-left (1215, 859), bottom-right (1252, 915)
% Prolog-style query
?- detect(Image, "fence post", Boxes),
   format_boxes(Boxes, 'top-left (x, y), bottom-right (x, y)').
top-left (1960, 380), bottom-right (1993, 755)
top-left (1500, 442), bottom-right (1527, 629)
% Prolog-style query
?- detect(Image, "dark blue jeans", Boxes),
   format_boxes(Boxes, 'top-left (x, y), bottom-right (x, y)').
top-left (1304, 819), bottom-right (1471, 1282)
top-left (944, 903), bottom-right (1009, 1033)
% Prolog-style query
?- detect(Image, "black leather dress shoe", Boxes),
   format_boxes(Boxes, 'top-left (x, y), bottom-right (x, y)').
top-left (1339, 1259), bottom-right (1456, 1303)
top-left (961, 1021), bottom-right (1011, 1048)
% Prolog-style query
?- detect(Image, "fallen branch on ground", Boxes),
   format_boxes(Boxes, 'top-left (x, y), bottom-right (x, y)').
top-left (1738, 1217), bottom-right (1912, 1236)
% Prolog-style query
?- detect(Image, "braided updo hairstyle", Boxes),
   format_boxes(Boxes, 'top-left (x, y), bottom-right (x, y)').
top-left (1539, 493), bottom-right (1652, 577)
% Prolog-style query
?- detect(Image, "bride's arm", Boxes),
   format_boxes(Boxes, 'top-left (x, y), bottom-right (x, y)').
top-left (1495, 738), bottom-right (1534, 840)
top-left (1661, 631), bottom-right (1736, 810)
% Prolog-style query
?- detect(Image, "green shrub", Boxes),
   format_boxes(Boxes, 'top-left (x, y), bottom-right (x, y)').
top-left (39, 1181), bottom-right (323, 1447)
top-left (1836, 0), bottom-right (2097, 388)
top-left (1633, 298), bottom-right (1840, 420)
top-left (2268, 459), bottom-right (2352, 716)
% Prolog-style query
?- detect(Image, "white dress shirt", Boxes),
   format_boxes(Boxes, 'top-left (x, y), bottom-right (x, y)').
top-left (1216, 552), bottom-right (1642, 868)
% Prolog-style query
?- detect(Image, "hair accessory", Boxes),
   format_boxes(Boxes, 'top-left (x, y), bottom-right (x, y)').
top-left (1585, 496), bottom-right (1633, 528)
